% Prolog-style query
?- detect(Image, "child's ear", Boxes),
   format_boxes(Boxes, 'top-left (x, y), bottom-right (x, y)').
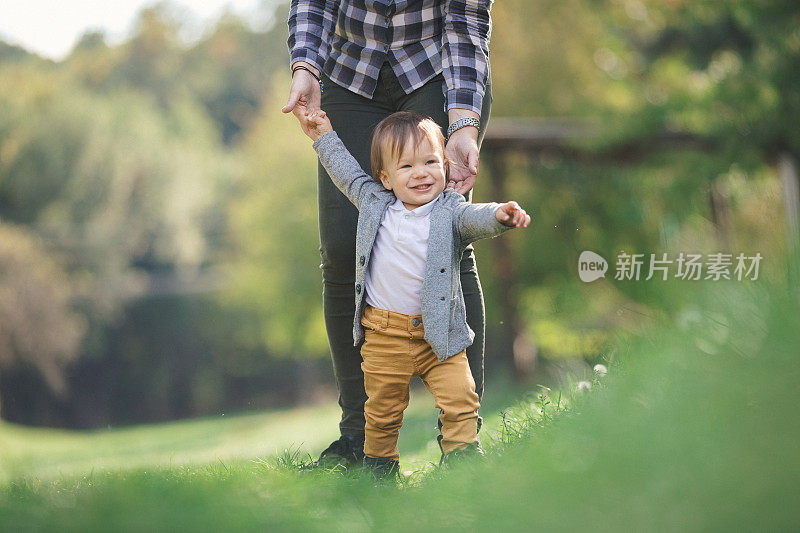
top-left (378, 171), bottom-right (392, 190)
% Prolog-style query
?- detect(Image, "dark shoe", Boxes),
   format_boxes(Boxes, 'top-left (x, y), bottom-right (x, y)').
top-left (363, 456), bottom-right (400, 481)
top-left (440, 441), bottom-right (484, 466)
top-left (302, 434), bottom-right (365, 470)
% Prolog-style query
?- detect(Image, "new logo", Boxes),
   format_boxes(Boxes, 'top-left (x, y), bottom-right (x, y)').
top-left (578, 251), bottom-right (608, 282)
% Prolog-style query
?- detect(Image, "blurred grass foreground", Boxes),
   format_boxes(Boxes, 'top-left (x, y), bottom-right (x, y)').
top-left (0, 282), bottom-right (798, 530)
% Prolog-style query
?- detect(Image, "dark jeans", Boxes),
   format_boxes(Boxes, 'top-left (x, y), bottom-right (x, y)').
top-left (318, 64), bottom-right (492, 437)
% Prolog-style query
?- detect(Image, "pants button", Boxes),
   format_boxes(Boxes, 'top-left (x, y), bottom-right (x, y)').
top-left (412, 318), bottom-right (421, 327)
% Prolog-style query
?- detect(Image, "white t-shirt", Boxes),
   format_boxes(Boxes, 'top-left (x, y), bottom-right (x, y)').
top-left (364, 196), bottom-right (439, 315)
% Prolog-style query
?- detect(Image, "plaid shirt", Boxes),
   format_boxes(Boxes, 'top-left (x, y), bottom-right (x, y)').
top-left (288, 0), bottom-right (492, 115)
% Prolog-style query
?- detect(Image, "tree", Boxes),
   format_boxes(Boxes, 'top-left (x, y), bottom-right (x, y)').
top-left (219, 74), bottom-right (328, 358)
top-left (0, 222), bottom-right (86, 405)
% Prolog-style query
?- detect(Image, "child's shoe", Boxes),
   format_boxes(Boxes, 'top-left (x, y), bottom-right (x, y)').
top-left (439, 441), bottom-right (485, 467)
top-left (363, 456), bottom-right (400, 482)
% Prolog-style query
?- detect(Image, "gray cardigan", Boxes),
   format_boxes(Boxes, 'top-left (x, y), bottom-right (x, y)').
top-left (313, 131), bottom-right (511, 360)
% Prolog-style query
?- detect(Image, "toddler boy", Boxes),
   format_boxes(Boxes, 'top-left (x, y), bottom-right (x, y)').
top-left (304, 109), bottom-right (530, 477)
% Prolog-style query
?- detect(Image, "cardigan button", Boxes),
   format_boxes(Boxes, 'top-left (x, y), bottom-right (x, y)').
top-left (440, 296), bottom-right (445, 301)
top-left (359, 256), bottom-right (365, 266)
top-left (356, 284), bottom-right (362, 294)
top-left (440, 268), bottom-right (445, 273)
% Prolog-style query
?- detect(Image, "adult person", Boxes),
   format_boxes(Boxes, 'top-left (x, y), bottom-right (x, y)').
top-left (283, 0), bottom-right (494, 467)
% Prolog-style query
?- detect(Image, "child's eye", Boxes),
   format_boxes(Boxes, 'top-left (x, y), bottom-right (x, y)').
top-left (426, 160), bottom-right (437, 165)
top-left (400, 164), bottom-right (411, 169)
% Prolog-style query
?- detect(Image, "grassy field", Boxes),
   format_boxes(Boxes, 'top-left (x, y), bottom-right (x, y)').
top-left (1, 283), bottom-right (799, 531)
top-left (0, 371), bottom-right (535, 483)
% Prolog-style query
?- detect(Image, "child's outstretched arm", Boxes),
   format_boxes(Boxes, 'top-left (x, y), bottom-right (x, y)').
top-left (455, 199), bottom-right (532, 244)
top-left (307, 111), bottom-right (385, 210)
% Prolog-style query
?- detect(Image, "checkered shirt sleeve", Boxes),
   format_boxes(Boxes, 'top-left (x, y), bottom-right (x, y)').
top-left (287, 0), bottom-right (339, 72)
top-left (442, 0), bottom-right (493, 113)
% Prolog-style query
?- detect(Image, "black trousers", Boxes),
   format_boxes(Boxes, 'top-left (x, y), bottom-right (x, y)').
top-left (318, 64), bottom-right (492, 437)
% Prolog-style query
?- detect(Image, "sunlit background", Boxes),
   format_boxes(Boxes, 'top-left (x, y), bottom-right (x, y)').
top-left (0, 0), bottom-right (269, 60)
top-left (0, 0), bottom-right (795, 425)
top-left (0, 2), bottom-right (798, 528)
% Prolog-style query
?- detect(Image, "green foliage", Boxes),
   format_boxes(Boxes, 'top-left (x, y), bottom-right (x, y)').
top-left (0, 65), bottom-right (228, 274)
top-left (489, 0), bottom-right (614, 117)
top-left (478, 0), bottom-right (795, 359)
top-left (0, 46), bottom-right (236, 413)
top-left (0, 223), bottom-right (85, 395)
top-left (586, 0), bottom-right (800, 156)
top-left (1, 0), bottom-right (797, 423)
top-left (219, 74), bottom-right (328, 358)
top-left (64, 2), bottom-right (290, 144)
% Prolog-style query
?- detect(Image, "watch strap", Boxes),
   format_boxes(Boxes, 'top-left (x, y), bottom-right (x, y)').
top-left (447, 117), bottom-right (480, 138)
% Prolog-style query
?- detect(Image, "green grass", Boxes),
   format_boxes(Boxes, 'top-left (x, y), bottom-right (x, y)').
top-left (2, 283), bottom-right (799, 531)
top-left (0, 373), bottom-right (536, 484)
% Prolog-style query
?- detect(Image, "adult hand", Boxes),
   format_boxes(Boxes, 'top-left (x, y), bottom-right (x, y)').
top-left (445, 108), bottom-right (481, 195)
top-left (281, 61), bottom-right (322, 138)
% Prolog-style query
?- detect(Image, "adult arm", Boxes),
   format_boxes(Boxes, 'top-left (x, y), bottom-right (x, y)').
top-left (287, 0), bottom-right (338, 75)
top-left (442, 0), bottom-right (492, 194)
top-left (283, 1), bottom-right (339, 128)
top-left (312, 131), bottom-right (385, 210)
top-left (442, 0), bottom-right (492, 195)
top-left (442, 0), bottom-right (492, 116)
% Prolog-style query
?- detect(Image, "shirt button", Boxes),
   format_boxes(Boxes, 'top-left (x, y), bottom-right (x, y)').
top-left (412, 318), bottom-right (421, 327)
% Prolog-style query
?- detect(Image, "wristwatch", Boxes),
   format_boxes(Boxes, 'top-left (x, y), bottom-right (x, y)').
top-left (447, 117), bottom-right (480, 138)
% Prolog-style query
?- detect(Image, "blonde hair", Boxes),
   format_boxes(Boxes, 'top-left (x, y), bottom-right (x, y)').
top-left (370, 111), bottom-right (448, 181)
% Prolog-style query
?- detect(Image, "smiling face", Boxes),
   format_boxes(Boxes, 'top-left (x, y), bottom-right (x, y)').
top-left (378, 137), bottom-right (447, 210)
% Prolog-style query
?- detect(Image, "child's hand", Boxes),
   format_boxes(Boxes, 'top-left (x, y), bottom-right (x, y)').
top-left (305, 110), bottom-right (333, 141)
top-left (496, 201), bottom-right (531, 228)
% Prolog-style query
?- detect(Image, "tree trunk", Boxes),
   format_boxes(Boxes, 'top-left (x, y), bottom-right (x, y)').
top-left (709, 178), bottom-right (734, 250)
top-left (484, 150), bottom-right (537, 380)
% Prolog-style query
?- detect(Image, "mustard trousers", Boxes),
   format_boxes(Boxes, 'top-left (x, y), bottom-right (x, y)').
top-left (360, 305), bottom-right (480, 460)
